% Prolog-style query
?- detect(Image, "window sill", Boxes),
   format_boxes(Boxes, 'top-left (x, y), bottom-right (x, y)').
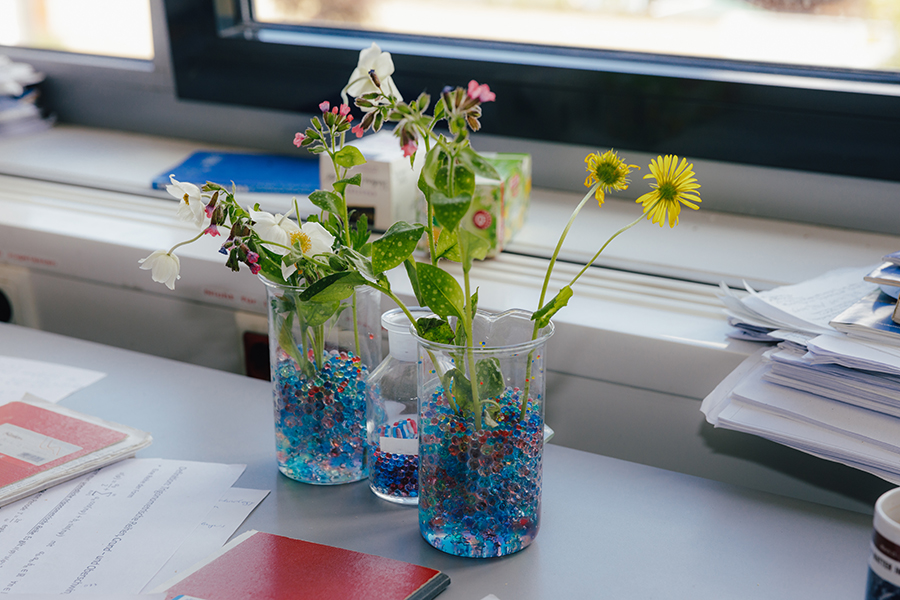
top-left (1, 124), bottom-right (899, 401)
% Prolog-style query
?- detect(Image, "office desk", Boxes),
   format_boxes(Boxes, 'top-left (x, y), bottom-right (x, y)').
top-left (0, 323), bottom-right (875, 599)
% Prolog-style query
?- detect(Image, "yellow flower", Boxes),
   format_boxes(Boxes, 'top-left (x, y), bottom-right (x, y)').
top-left (636, 155), bottom-right (701, 227)
top-left (584, 150), bottom-right (636, 206)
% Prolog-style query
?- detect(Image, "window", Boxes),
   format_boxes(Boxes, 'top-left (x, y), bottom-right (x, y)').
top-left (165, 0), bottom-right (900, 183)
top-left (253, 0), bottom-right (900, 73)
top-left (0, 0), bottom-right (153, 60)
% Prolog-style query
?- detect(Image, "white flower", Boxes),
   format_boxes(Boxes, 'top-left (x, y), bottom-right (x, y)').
top-left (139, 250), bottom-right (181, 290)
top-left (166, 175), bottom-right (207, 229)
top-left (278, 221), bottom-right (336, 280)
top-left (341, 43), bottom-right (403, 107)
top-left (301, 221), bottom-right (335, 256)
top-left (249, 209), bottom-right (300, 254)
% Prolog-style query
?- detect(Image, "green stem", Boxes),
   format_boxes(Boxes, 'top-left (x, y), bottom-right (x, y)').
top-left (565, 209), bottom-right (648, 291)
top-left (166, 230), bottom-right (205, 255)
top-left (366, 281), bottom-right (459, 414)
top-left (536, 184), bottom-right (598, 310)
top-left (352, 289), bottom-right (361, 358)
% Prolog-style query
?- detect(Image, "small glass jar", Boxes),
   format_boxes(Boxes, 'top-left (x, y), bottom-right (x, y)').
top-left (366, 307), bottom-right (430, 505)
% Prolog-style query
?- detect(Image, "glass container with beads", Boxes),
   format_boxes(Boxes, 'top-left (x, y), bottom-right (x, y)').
top-left (366, 307), bottom-right (431, 505)
top-left (414, 308), bottom-right (554, 558)
top-left (262, 278), bottom-right (381, 485)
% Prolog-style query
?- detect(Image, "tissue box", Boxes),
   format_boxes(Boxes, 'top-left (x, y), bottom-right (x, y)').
top-left (318, 132), bottom-right (419, 231)
top-left (462, 152), bottom-right (532, 257)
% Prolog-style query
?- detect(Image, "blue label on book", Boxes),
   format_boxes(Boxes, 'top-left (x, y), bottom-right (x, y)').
top-left (153, 151), bottom-right (319, 195)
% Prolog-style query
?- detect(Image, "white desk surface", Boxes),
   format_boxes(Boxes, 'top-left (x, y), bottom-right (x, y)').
top-left (0, 322), bottom-right (876, 599)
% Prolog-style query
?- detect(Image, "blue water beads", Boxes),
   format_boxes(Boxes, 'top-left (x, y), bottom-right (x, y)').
top-left (419, 386), bottom-right (544, 557)
top-left (370, 449), bottom-right (419, 502)
top-left (273, 349), bottom-right (368, 484)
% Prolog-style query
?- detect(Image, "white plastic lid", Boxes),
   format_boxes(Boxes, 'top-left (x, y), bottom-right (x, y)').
top-left (382, 307), bottom-right (431, 362)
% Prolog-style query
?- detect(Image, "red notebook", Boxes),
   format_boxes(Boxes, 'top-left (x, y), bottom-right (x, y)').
top-left (0, 400), bottom-right (128, 486)
top-left (0, 396), bottom-right (153, 506)
top-left (158, 530), bottom-right (450, 600)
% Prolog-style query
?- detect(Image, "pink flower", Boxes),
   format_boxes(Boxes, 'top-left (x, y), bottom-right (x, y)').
top-left (249, 263), bottom-right (261, 275)
top-left (339, 104), bottom-right (351, 116)
top-left (319, 101), bottom-right (330, 112)
top-left (293, 132), bottom-right (306, 147)
top-left (204, 203), bottom-right (216, 218)
top-left (402, 140), bottom-right (418, 158)
top-left (352, 124), bottom-right (365, 138)
top-left (204, 224), bottom-right (220, 237)
top-left (331, 106), bottom-right (338, 114)
top-left (467, 80), bottom-right (496, 103)
top-left (246, 250), bottom-right (259, 265)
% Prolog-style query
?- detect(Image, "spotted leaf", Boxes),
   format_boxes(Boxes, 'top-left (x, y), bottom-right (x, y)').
top-left (416, 262), bottom-right (465, 320)
top-left (371, 221), bottom-right (425, 274)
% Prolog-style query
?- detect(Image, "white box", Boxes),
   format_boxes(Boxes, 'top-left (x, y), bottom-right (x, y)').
top-left (318, 131), bottom-right (419, 231)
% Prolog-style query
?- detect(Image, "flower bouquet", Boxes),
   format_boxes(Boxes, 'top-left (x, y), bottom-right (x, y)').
top-left (332, 44), bottom-right (702, 557)
top-left (139, 41), bottom-right (702, 553)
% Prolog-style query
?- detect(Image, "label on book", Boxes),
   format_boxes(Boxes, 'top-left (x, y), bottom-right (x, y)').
top-left (0, 423), bottom-right (82, 465)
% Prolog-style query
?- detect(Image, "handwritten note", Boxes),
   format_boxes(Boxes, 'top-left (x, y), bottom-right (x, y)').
top-left (142, 487), bottom-right (269, 592)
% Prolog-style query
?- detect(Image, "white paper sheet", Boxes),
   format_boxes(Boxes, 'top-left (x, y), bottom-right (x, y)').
top-left (141, 487), bottom-right (269, 592)
top-left (741, 266), bottom-right (876, 335)
top-left (0, 458), bottom-right (244, 594)
top-left (0, 355), bottom-right (105, 405)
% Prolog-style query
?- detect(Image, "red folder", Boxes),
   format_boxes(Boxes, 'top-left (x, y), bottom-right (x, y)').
top-left (161, 530), bottom-right (450, 600)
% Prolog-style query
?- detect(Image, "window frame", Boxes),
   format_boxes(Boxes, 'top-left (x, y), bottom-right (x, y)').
top-left (164, 0), bottom-right (900, 183)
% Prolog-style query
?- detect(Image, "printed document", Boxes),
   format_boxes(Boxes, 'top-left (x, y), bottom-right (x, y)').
top-left (0, 458), bottom-right (244, 594)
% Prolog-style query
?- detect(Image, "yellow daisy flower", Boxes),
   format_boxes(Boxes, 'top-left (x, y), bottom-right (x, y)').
top-left (584, 150), bottom-right (637, 206)
top-left (636, 155), bottom-right (701, 227)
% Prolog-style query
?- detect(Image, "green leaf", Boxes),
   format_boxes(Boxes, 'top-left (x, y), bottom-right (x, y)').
top-left (416, 262), bottom-right (465, 320)
top-left (340, 247), bottom-right (377, 283)
top-left (352, 213), bottom-right (370, 250)
top-left (299, 271), bottom-right (367, 303)
top-left (276, 312), bottom-right (306, 368)
top-left (458, 147), bottom-right (501, 181)
top-left (435, 163), bottom-right (475, 197)
top-left (301, 300), bottom-right (341, 328)
top-left (308, 190), bottom-right (345, 217)
top-left (443, 367), bottom-right (472, 413)
top-left (420, 146), bottom-right (445, 191)
top-left (453, 317), bottom-right (467, 347)
top-left (403, 257), bottom-right (424, 306)
top-left (334, 145), bottom-right (367, 168)
top-left (476, 357), bottom-right (504, 400)
top-left (458, 229), bottom-right (490, 271)
top-left (434, 227), bottom-right (460, 262)
top-left (430, 190), bottom-right (472, 233)
top-left (416, 317), bottom-right (454, 344)
top-left (469, 288), bottom-right (479, 316)
top-left (333, 173), bottom-right (362, 195)
top-left (371, 221), bottom-right (425, 274)
top-left (531, 285), bottom-right (574, 329)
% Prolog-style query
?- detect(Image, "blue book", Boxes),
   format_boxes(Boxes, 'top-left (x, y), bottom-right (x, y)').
top-left (152, 151), bottom-right (319, 194)
top-left (830, 289), bottom-right (900, 346)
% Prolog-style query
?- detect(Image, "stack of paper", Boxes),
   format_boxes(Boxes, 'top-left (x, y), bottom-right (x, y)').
top-left (702, 348), bottom-right (900, 484)
top-left (706, 263), bottom-right (900, 484)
